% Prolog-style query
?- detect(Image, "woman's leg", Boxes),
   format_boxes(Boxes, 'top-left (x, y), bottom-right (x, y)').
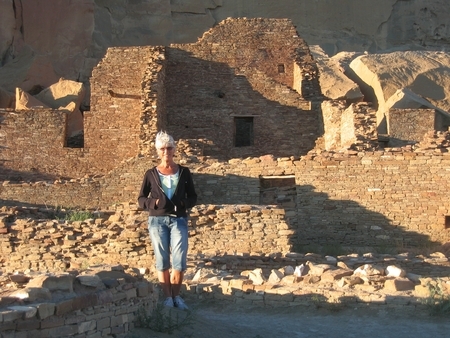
top-left (158, 269), bottom-right (172, 297)
top-left (170, 270), bottom-right (184, 297)
top-left (170, 217), bottom-right (189, 297)
top-left (148, 216), bottom-right (172, 298)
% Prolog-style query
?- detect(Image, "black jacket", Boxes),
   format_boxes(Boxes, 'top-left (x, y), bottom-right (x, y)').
top-left (138, 165), bottom-right (197, 217)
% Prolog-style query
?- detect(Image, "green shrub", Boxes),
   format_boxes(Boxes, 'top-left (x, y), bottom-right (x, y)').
top-left (422, 280), bottom-right (450, 316)
top-left (65, 210), bottom-right (94, 222)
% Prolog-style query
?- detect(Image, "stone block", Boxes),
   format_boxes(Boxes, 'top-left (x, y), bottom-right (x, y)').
top-left (384, 278), bottom-right (414, 292)
top-left (78, 319), bottom-right (96, 334)
top-left (65, 314), bottom-right (87, 325)
top-left (41, 316), bottom-right (65, 329)
top-left (96, 290), bottom-right (114, 305)
top-left (47, 324), bottom-right (78, 337)
top-left (1, 309), bottom-right (23, 322)
top-left (321, 268), bottom-right (353, 282)
top-left (7, 306), bottom-right (37, 319)
top-left (96, 316), bottom-right (111, 331)
top-left (112, 292), bottom-right (127, 302)
top-left (124, 288), bottom-right (137, 300)
top-left (136, 283), bottom-right (149, 297)
top-left (414, 284), bottom-right (430, 298)
top-left (36, 302), bottom-right (55, 319)
top-left (27, 274), bottom-right (74, 292)
top-left (72, 294), bottom-right (98, 311)
top-left (0, 321), bottom-right (16, 331)
top-left (111, 325), bottom-right (125, 335)
top-left (55, 299), bottom-right (74, 316)
top-left (15, 318), bottom-right (40, 330)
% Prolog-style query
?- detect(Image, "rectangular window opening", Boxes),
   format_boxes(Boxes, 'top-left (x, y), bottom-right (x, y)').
top-left (234, 117), bottom-right (254, 147)
top-left (278, 64), bottom-right (285, 73)
top-left (445, 216), bottom-right (450, 229)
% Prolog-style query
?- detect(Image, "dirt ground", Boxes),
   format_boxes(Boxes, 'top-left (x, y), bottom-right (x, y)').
top-left (126, 296), bottom-right (450, 338)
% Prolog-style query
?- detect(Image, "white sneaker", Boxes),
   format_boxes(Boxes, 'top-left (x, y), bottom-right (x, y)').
top-left (173, 295), bottom-right (189, 310)
top-left (163, 297), bottom-right (174, 307)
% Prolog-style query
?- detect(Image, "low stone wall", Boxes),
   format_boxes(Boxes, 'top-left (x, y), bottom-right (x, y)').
top-left (2, 205), bottom-right (450, 337)
top-left (0, 204), bottom-right (293, 274)
top-left (0, 278), bottom-right (156, 338)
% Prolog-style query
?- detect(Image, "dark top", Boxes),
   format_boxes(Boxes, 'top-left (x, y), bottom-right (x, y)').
top-left (138, 165), bottom-right (197, 217)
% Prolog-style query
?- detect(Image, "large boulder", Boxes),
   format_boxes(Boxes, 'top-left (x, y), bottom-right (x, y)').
top-left (349, 51), bottom-right (450, 133)
top-left (35, 78), bottom-right (85, 110)
top-left (311, 46), bottom-right (363, 102)
top-left (15, 88), bottom-right (48, 110)
top-left (34, 79), bottom-right (85, 136)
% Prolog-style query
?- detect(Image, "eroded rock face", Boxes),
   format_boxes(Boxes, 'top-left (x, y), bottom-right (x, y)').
top-left (15, 88), bottom-right (48, 110)
top-left (311, 46), bottom-right (363, 102)
top-left (0, 0), bottom-right (449, 108)
top-left (349, 51), bottom-right (450, 133)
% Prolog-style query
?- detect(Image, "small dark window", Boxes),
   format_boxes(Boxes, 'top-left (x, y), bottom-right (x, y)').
top-left (445, 216), bottom-right (450, 229)
top-left (234, 117), bottom-right (254, 147)
top-left (278, 64), bottom-right (285, 73)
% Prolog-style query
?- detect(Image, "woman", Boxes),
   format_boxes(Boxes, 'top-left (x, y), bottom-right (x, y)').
top-left (138, 131), bottom-right (197, 310)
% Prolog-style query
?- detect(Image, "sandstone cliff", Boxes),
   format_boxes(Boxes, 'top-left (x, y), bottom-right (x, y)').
top-left (0, 0), bottom-right (449, 107)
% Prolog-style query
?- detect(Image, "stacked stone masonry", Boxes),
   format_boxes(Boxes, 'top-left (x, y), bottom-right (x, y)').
top-left (1, 17), bottom-right (450, 336)
top-left (1, 205), bottom-right (450, 337)
top-left (0, 265), bottom-right (157, 338)
top-left (2, 147), bottom-right (450, 249)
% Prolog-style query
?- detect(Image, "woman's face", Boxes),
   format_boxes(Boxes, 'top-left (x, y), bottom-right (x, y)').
top-left (157, 144), bottom-right (175, 160)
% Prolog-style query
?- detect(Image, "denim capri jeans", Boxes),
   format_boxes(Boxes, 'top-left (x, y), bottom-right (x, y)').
top-left (148, 216), bottom-right (188, 272)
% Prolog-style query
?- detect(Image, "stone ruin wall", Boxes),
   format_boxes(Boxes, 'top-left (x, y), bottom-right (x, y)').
top-left (2, 146), bottom-right (450, 251)
top-left (0, 46), bottom-right (166, 180)
top-left (2, 17), bottom-right (450, 336)
top-left (1, 18), bottom-right (450, 261)
top-left (0, 276), bottom-right (157, 337)
top-left (166, 18), bottom-right (320, 160)
top-left (0, 108), bottom-right (95, 180)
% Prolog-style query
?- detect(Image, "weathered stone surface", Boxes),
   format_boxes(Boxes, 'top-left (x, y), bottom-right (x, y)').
top-left (76, 275), bottom-right (104, 288)
top-left (349, 51), bottom-right (450, 133)
top-left (36, 302), bottom-right (55, 320)
top-left (8, 305), bottom-right (37, 319)
top-left (337, 275), bottom-right (364, 288)
top-left (27, 274), bottom-right (74, 292)
top-left (268, 269), bottom-right (284, 283)
top-left (9, 274), bottom-right (31, 284)
top-left (307, 263), bottom-right (333, 276)
top-left (321, 100), bottom-right (347, 151)
top-left (385, 265), bottom-right (406, 278)
top-left (311, 46), bottom-right (363, 102)
top-left (0, 87), bottom-right (14, 108)
top-left (0, 45), bottom-right (59, 93)
top-left (1, 0), bottom-right (450, 109)
top-left (353, 264), bottom-right (385, 277)
top-left (9, 287), bottom-right (52, 302)
top-left (383, 277), bottom-right (415, 292)
top-left (320, 268), bottom-right (353, 282)
top-left (15, 88), bottom-right (48, 110)
top-left (34, 79), bottom-right (85, 136)
top-left (246, 268), bottom-right (266, 286)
